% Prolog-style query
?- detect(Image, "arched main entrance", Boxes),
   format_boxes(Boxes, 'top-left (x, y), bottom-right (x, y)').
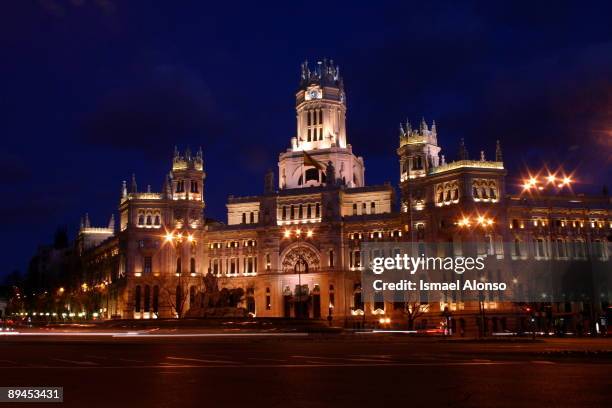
top-left (280, 243), bottom-right (320, 319)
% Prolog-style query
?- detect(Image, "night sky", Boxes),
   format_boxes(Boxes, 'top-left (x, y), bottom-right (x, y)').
top-left (1, 1), bottom-right (611, 278)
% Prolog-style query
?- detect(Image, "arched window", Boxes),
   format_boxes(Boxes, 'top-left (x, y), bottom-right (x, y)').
top-left (305, 168), bottom-right (319, 182)
top-left (134, 286), bottom-right (141, 312)
top-left (154, 215), bottom-right (161, 225)
top-left (242, 213), bottom-right (246, 224)
top-left (146, 215), bottom-right (152, 225)
top-left (490, 187), bottom-right (496, 199)
top-left (190, 257), bottom-right (196, 274)
top-left (138, 215), bottom-right (145, 225)
top-left (153, 286), bottom-right (159, 313)
top-left (473, 186), bottom-right (479, 198)
top-left (370, 202), bottom-right (376, 214)
top-left (144, 285), bottom-right (150, 312)
top-left (453, 189), bottom-right (459, 200)
top-left (176, 258), bottom-right (182, 275)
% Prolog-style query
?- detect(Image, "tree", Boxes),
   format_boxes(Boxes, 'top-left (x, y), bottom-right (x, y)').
top-left (402, 294), bottom-right (430, 330)
top-left (159, 275), bottom-right (192, 318)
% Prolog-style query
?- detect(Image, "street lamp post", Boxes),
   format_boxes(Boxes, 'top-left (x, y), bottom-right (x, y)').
top-left (456, 213), bottom-right (496, 337)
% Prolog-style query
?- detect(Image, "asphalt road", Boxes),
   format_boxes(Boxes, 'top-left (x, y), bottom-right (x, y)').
top-left (1, 334), bottom-right (610, 408)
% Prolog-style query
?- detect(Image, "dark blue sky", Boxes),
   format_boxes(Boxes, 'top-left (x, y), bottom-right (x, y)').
top-left (1, 1), bottom-right (611, 277)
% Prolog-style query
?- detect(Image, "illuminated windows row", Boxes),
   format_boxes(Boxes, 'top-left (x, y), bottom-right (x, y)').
top-left (209, 240), bottom-right (257, 250)
top-left (281, 203), bottom-right (320, 220)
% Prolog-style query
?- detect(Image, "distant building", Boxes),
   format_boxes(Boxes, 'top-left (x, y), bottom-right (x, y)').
top-left (71, 59), bottom-right (610, 333)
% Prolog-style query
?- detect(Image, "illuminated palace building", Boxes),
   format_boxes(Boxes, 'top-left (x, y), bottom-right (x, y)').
top-left (78, 59), bottom-right (611, 332)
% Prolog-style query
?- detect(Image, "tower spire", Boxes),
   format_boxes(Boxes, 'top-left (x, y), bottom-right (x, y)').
top-left (130, 173), bottom-right (137, 193)
top-left (458, 138), bottom-right (469, 160)
top-left (495, 140), bottom-right (503, 162)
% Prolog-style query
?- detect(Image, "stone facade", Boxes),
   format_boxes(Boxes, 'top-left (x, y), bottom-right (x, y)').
top-left (77, 59), bottom-right (611, 333)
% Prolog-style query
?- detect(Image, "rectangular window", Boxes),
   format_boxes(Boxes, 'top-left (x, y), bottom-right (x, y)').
top-left (557, 239), bottom-right (566, 258)
top-left (282, 206), bottom-right (287, 220)
top-left (536, 239), bottom-right (545, 258)
top-left (143, 256), bottom-right (152, 274)
top-left (265, 253), bottom-right (271, 271)
top-left (316, 203), bottom-right (320, 218)
top-left (514, 239), bottom-right (521, 257)
top-left (371, 202), bottom-right (376, 214)
top-left (353, 203), bottom-right (357, 216)
top-left (290, 205), bottom-right (295, 219)
top-left (329, 249), bottom-right (334, 268)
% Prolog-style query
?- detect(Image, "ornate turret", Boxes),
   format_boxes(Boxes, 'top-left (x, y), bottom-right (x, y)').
top-left (172, 146), bottom-right (203, 171)
top-left (397, 117), bottom-right (442, 183)
top-left (399, 118), bottom-right (438, 147)
top-left (279, 58), bottom-right (364, 189)
top-left (299, 58), bottom-right (343, 90)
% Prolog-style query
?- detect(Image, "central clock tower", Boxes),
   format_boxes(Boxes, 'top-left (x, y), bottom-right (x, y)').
top-left (278, 59), bottom-right (364, 189)
top-left (293, 59), bottom-right (347, 150)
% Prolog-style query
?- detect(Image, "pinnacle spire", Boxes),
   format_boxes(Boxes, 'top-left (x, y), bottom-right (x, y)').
top-left (458, 138), bottom-right (469, 160)
top-left (495, 140), bottom-right (503, 162)
top-left (130, 173), bottom-right (137, 193)
top-left (420, 117), bottom-right (428, 132)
